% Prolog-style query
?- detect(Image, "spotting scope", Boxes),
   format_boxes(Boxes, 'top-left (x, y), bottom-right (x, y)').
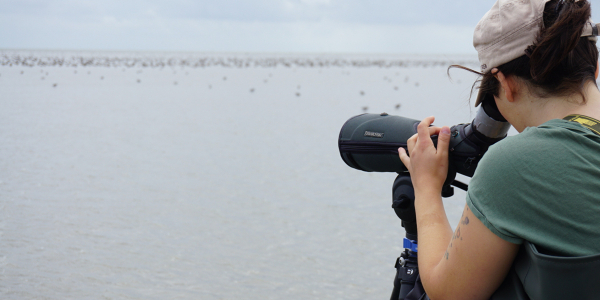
top-left (338, 100), bottom-right (511, 187)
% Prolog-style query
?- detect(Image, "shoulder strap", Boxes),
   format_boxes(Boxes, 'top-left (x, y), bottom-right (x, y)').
top-left (492, 241), bottom-right (600, 300)
top-left (563, 114), bottom-right (600, 135)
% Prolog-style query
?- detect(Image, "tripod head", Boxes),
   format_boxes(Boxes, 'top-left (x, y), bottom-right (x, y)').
top-left (392, 173), bottom-right (417, 240)
top-left (392, 173), bottom-right (455, 238)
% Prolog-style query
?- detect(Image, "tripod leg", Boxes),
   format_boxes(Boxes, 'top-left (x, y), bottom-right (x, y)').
top-left (390, 257), bottom-right (403, 300)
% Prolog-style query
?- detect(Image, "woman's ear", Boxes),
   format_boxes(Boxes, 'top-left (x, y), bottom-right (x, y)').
top-left (595, 61), bottom-right (599, 79)
top-left (494, 70), bottom-right (516, 103)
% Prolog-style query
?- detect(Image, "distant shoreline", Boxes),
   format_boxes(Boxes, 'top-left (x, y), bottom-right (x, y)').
top-left (0, 49), bottom-right (479, 69)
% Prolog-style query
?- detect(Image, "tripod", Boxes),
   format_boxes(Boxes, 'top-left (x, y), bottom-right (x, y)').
top-left (389, 173), bottom-right (456, 300)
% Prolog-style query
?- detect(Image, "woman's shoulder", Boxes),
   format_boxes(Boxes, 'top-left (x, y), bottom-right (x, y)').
top-left (477, 118), bottom-right (600, 173)
top-left (487, 119), bottom-right (593, 152)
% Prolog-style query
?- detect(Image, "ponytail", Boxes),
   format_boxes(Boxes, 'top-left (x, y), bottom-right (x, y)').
top-left (528, 0), bottom-right (594, 84)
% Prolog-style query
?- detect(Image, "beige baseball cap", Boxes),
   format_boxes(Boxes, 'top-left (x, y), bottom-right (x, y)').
top-left (473, 0), bottom-right (599, 106)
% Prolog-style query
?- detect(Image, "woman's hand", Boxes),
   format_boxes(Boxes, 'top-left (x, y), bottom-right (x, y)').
top-left (398, 116), bottom-right (451, 195)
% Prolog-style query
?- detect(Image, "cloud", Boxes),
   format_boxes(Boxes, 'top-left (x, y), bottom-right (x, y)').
top-left (0, 9), bottom-right (476, 54)
top-left (1, 0), bottom-right (493, 24)
top-left (0, 0), bottom-right (500, 53)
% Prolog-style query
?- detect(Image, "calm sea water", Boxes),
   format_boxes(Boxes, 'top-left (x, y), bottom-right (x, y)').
top-left (0, 51), bottom-right (486, 299)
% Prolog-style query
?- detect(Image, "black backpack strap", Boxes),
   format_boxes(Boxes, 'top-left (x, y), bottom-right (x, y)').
top-left (492, 241), bottom-right (600, 300)
top-left (563, 114), bottom-right (600, 135)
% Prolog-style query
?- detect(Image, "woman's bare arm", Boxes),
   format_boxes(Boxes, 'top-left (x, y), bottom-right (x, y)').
top-left (399, 116), bottom-right (519, 300)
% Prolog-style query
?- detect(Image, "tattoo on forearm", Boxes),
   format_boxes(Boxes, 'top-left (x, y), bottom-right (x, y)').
top-left (461, 216), bottom-right (470, 225)
top-left (452, 227), bottom-right (461, 240)
top-left (445, 210), bottom-right (471, 261)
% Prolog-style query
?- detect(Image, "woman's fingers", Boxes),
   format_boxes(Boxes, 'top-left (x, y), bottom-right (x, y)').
top-left (407, 120), bottom-right (440, 154)
top-left (406, 133), bottom-right (417, 152)
top-left (400, 116), bottom-right (451, 193)
top-left (436, 126), bottom-right (451, 158)
top-left (417, 116), bottom-right (436, 143)
top-left (428, 126), bottom-right (442, 135)
top-left (398, 147), bottom-right (411, 170)
top-left (401, 117), bottom-right (448, 172)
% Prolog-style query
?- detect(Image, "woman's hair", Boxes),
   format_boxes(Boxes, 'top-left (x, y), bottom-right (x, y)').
top-left (459, 0), bottom-right (598, 105)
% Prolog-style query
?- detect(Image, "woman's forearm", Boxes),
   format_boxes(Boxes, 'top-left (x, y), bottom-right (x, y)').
top-left (414, 189), bottom-right (454, 298)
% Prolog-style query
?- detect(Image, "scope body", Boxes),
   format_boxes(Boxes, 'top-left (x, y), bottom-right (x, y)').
top-left (338, 105), bottom-right (510, 178)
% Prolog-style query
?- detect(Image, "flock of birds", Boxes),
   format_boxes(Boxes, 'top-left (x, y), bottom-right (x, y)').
top-left (0, 53), bottom-right (477, 69)
top-left (1, 52), bottom-right (478, 113)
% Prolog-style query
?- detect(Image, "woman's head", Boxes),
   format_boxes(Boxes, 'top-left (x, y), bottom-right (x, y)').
top-left (473, 0), bottom-right (598, 107)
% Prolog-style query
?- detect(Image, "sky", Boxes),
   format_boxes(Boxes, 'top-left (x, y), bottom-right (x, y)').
top-left (1, 0), bottom-right (600, 54)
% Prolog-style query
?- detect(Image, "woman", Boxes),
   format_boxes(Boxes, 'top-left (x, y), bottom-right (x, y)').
top-left (398, 0), bottom-right (600, 299)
